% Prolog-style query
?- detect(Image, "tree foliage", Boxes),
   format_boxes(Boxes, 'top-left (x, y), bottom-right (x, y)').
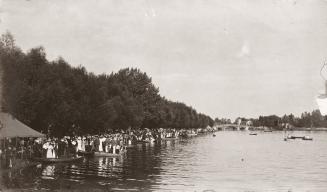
top-left (218, 110), bottom-right (327, 129)
top-left (0, 32), bottom-right (214, 137)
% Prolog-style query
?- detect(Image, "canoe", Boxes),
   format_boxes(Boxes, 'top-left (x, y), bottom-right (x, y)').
top-left (161, 137), bottom-right (178, 140)
top-left (32, 156), bottom-right (83, 163)
top-left (94, 152), bottom-right (124, 157)
top-left (287, 136), bottom-right (304, 139)
top-left (77, 150), bottom-right (94, 157)
top-left (302, 136), bottom-right (313, 141)
top-left (136, 140), bottom-right (155, 144)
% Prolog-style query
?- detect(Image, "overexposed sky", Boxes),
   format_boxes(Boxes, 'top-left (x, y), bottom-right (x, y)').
top-left (1, 0), bottom-right (327, 120)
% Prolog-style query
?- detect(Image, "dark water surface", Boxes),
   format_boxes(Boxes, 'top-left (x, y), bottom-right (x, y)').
top-left (2, 131), bottom-right (327, 191)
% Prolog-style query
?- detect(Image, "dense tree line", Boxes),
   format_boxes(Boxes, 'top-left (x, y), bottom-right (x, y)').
top-left (227, 110), bottom-right (327, 129)
top-left (214, 118), bottom-right (232, 125)
top-left (0, 32), bottom-right (214, 137)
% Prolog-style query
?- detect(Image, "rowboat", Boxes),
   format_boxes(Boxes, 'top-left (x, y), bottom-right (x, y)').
top-left (94, 151), bottom-right (124, 157)
top-left (136, 139), bottom-right (155, 144)
top-left (287, 136), bottom-right (304, 139)
top-left (32, 156), bottom-right (83, 163)
top-left (302, 136), bottom-right (313, 141)
top-left (249, 133), bottom-right (257, 135)
top-left (77, 150), bottom-right (94, 157)
top-left (125, 145), bottom-right (135, 148)
top-left (286, 135), bottom-right (313, 140)
top-left (161, 137), bottom-right (178, 140)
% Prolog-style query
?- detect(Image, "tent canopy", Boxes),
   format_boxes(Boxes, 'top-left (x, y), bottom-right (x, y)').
top-left (0, 112), bottom-right (44, 138)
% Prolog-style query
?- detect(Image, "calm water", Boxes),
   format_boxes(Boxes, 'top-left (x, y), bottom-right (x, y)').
top-left (2, 131), bottom-right (327, 192)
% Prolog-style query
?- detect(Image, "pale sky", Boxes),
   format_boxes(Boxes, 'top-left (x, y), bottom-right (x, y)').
top-left (1, 0), bottom-right (327, 120)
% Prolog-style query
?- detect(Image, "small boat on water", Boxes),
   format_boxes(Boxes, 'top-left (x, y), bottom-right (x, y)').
top-left (249, 133), bottom-right (257, 135)
top-left (287, 136), bottom-right (304, 139)
top-left (32, 156), bottom-right (83, 163)
top-left (94, 151), bottom-right (124, 157)
top-left (186, 133), bottom-right (197, 137)
top-left (161, 137), bottom-right (178, 140)
top-left (302, 136), bottom-right (313, 141)
top-left (136, 139), bottom-right (156, 144)
top-left (125, 144), bottom-right (135, 148)
top-left (286, 135), bottom-right (313, 140)
top-left (77, 150), bottom-right (94, 157)
top-left (213, 134), bottom-right (216, 137)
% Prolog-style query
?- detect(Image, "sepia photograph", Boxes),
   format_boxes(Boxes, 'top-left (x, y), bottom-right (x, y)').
top-left (0, 0), bottom-right (327, 191)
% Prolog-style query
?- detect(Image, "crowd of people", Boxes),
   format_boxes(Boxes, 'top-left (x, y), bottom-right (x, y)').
top-left (0, 127), bottom-right (216, 169)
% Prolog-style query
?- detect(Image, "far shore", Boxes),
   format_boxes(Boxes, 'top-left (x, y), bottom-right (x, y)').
top-left (253, 127), bottom-right (327, 131)
top-left (282, 127), bottom-right (327, 131)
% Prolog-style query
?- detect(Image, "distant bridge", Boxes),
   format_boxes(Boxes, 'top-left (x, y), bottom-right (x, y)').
top-left (216, 124), bottom-right (254, 131)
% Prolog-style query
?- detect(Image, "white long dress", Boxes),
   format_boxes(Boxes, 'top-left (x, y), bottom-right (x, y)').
top-left (77, 138), bottom-right (82, 151)
top-left (47, 145), bottom-right (54, 158)
top-left (43, 142), bottom-right (50, 158)
top-left (81, 137), bottom-right (86, 151)
top-left (99, 137), bottom-right (106, 152)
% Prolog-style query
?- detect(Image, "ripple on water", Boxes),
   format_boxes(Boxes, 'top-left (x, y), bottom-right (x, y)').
top-left (2, 132), bottom-right (327, 191)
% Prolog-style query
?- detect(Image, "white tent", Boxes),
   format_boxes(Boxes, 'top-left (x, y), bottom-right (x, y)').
top-left (0, 112), bottom-right (44, 138)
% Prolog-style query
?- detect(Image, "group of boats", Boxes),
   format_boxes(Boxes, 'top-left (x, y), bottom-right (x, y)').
top-left (284, 135), bottom-right (313, 141)
top-left (30, 130), bottom-right (217, 164)
top-left (32, 150), bottom-right (125, 164)
top-left (247, 130), bottom-right (314, 141)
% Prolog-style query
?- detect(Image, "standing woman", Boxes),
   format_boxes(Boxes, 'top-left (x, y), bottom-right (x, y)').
top-left (94, 136), bottom-right (100, 152)
top-left (43, 139), bottom-right (52, 158)
top-left (71, 137), bottom-right (78, 154)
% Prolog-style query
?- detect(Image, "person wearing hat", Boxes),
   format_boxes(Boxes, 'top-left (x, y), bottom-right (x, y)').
top-left (43, 139), bottom-right (53, 158)
top-left (77, 137), bottom-right (82, 152)
top-left (94, 136), bottom-right (100, 152)
top-left (99, 136), bottom-right (106, 152)
top-left (82, 136), bottom-right (87, 152)
top-left (71, 137), bottom-right (78, 153)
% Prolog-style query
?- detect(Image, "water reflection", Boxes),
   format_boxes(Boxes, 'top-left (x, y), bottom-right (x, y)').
top-left (41, 165), bottom-right (55, 180)
top-left (1, 132), bottom-right (327, 191)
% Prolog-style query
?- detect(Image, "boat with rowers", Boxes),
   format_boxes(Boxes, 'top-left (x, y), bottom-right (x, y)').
top-left (285, 135), bottom-right (313, 141)
top-left (32, 156), bottom-right (83, 163)
top-left (77, 150), bottom-right (95, 157)
top-left (135, 138), bottom-right (156, 144)
top-left (186, 133), bottom-right (198, 137)
top-left (160, 136), bottom-right (179, 140)
top-left (94, 151), bottom-right (125, 157)
top-left (302, 136), bottom-right (313, 141)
